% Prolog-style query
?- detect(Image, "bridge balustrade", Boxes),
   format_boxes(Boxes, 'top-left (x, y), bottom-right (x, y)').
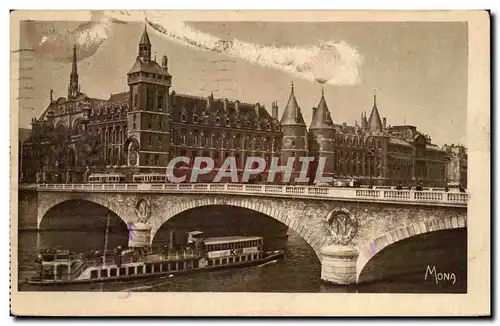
top-left (414, 191), bottom-right (443, 201)
top-left (31, 183), bottom-right (467, 206)
top-left (245, 185), bottom-right (264, 192)
top-left (447, 192), bottom-right (468, 202)
top-left (355, 189), bottom-right (381, 198)
top-left (307, 187), bottom-right (329, 196)
top-left (263, 185), bottom-right (284, 193)
top-left (383, 190), bottom-right (411, 199)
top-left (227, 184), bottom-right (245, 191)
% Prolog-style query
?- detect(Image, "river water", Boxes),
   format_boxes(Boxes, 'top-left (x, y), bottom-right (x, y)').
top-left (17, 227), bottom-right (467, 293)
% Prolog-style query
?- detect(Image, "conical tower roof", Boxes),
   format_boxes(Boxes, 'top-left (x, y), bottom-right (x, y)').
top-left (280, 83), bottom-right (306, 126)
top-left (139, 25), bottom-right (151, 45)
top-left (368, 91), bottom-right (383, 132)
top-left (310, 88), bottom-right (334, 129)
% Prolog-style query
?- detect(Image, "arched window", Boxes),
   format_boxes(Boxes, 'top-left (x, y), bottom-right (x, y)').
top-left (181, 129), bottom-right (187, 144)
top-left (255, 136), bottom-right (261, 150)
top-left (235, 134), bottom-right (241, 149)
top-left (193, 130), bottom-right (199, 146)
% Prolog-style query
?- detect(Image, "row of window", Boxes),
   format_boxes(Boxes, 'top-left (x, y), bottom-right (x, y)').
top-left (132, 114), bottom-right (167, 131)
top-left (89, 108), bottom-right (126, 121)
top-left (178, 112), bottom-right (279, 131)
top-left (131, 86), bottom-right (166, 112)
top-left (171, 129), bottom-right (279, 151)
top-left (91, 127), bottom-right (127, 145)
top-left (208, 254), bottom-right (260, 266)
top-left (388, 145), bottom-right (414, 155)
top-left (89, 260), bottom-right (196, 279)
top-left (129, 72), bottom-right (169, 82)
top-left (206, 240), bottom-right (262, 252)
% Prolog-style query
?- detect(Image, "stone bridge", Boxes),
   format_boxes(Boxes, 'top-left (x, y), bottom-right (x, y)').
top-left (18, 183), bottom-right (468, 285)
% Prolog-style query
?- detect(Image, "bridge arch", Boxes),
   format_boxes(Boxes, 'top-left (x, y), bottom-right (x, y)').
top-left (356, 215), bottom-right (467, 282)
top-left (149, 197), bottom-right (325, 259)
top-left (37, 194), bottom-right (131, 229)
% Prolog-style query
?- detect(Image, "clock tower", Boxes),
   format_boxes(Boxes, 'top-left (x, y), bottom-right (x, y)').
top-left (126, 25), bottom-right (172, 172)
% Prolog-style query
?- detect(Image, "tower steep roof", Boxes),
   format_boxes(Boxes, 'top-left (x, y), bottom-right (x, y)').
top-left (368, 92), bottom-right (383, 132)
top-left (309, 89), bottom-right (334, 129)
top-left (280, 83), bottom-right (306, 126)
top-left (139, 25), bottom-right (151, 45)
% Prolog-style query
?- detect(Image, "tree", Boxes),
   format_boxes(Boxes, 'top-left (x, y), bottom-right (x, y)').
top-left (74, 132), bottom-right (105, 172)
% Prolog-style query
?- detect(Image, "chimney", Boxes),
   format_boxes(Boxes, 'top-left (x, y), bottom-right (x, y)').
top-left (171, 91), bottom-right (176, 107)
top-left (271, 101), bottom-right (278, 119)
top-left (207, 93), bottom-right (213, 109)
top-left (161, 55), bottom-right (168, 71)
top-left (255, 103), bottom-right (260, 117)
top-left (235, 100), bottom-right (240, 114)
top-left (383, 117), bottom-right (387, 129)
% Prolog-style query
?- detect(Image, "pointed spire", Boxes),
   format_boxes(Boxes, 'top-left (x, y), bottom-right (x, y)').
top-left (68, 43), bottom-right (79, 98)
top-left (310, 88), bottom-right (334, 129)
top-left (280, 82), bottom-right (305, 126)
top-left (368, 89), bottom-right (383, 132)
top-left (71, 44), bottom-right (77, 76)
top-left (138, 24), bottom-right (152, 62)
top-left (140, 24), bottom-right (151, 45)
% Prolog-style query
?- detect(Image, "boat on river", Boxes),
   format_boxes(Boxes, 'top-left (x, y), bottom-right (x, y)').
top-left (27, 230), bottom-right (284, 285)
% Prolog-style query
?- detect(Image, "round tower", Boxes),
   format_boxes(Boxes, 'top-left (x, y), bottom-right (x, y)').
top-left (308, 88), bottom-right (335, 182)
top-left (279, 83), bottom-right (308, 184)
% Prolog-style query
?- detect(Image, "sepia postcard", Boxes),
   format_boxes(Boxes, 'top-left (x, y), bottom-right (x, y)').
top-left (10, 10), bottom-right (490, 316)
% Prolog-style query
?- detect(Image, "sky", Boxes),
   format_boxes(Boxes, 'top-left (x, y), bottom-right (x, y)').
top-left (15, 14), bottom-right (468, 146)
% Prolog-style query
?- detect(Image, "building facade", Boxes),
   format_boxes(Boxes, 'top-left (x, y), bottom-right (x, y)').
top-left (20, 26), bottom-right (452, 187)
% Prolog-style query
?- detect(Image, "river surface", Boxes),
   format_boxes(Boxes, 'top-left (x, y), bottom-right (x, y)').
top-left (17, 227), bottom-right (467, 293)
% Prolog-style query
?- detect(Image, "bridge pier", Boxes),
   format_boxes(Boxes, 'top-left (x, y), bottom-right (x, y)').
top-left (320, 245), bottom-right (359, 285)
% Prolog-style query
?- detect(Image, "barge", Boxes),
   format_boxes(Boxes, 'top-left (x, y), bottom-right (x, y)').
top-left (27, 229), bottom-right (284, 285)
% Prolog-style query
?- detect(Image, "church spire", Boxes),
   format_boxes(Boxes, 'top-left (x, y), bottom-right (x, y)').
top-left (68, 44), bottom-right (79, 98)
top-left (368, 89), bottom-right (383, 132)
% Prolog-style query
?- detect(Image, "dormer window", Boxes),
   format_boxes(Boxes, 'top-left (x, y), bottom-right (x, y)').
top-left (236, 119), bottom-right (241, 128)
top-left (226, 118), bottom-right (230, 126)
top-left (216, 117), bottom-right (220, 126)
top-left (193, 114), bottom-right (198, 123)
top-left (181, 112), bottom-right (187, 122)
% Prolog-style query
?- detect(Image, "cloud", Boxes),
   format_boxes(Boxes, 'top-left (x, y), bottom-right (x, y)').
top-left (103, 10), bottom-right (363, 86)
top-left (143, 13), bottom-right (363, 85)
top-left (35, 11), bottom-right (114, 63)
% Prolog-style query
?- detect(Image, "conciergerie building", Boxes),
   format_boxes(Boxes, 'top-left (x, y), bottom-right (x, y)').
top-left (20, 27), bottom-right (451, 187)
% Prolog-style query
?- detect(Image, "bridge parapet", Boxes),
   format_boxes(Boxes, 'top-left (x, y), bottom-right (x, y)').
top-left (26, 183), bottom-right (468, 207)
top-left (19, 183), bottom-right (468, 285)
